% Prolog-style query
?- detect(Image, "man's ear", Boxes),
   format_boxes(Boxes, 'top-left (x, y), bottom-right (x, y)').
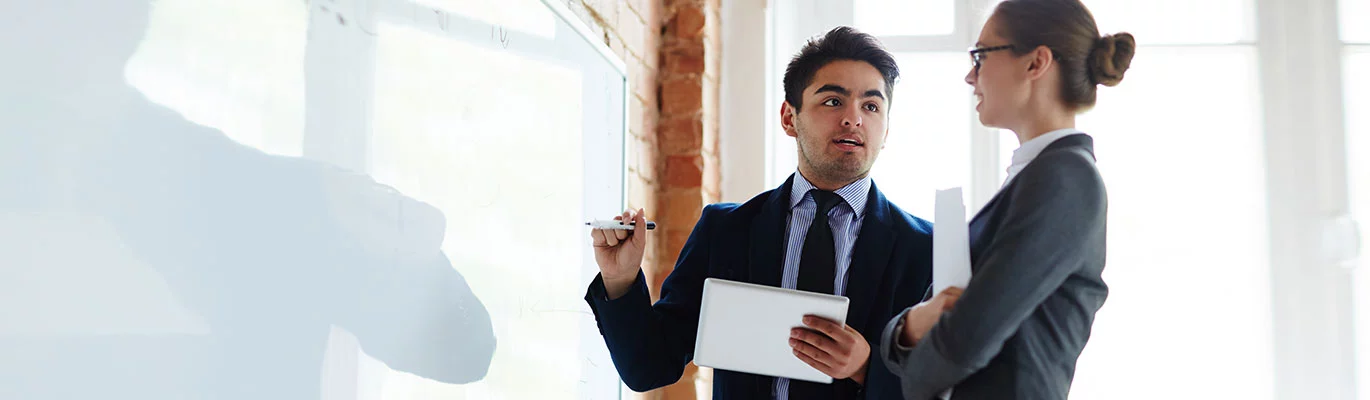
top-left (1025, 45), bottom-right (1055, 81)
top-left (781, 101), bottom-right (799, 138)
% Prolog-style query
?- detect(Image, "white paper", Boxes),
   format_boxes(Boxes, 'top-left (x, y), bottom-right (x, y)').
top-left (932, 188), bottom-right (970, 400)
top-left (933, 187), bottom-right (972, 296)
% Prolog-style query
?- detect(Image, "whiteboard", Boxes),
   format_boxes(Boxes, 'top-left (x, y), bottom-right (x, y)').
top-left (0, 0), bottom-right (627, 399)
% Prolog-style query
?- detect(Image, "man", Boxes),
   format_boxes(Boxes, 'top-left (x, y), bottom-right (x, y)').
top-left (584, 26), bottom-right (933, 399)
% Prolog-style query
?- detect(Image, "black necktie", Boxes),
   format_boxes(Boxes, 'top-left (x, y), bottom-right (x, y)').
top-left (797, 190), bottom-right (841, 295)
top-left (790, 193), bottom-right (845, 400)
top-left (794, 190), bottom-right (843, 400)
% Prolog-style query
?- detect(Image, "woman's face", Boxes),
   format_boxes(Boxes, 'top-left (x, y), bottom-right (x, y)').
top-left (965, 15), bottom-right (1030, 129)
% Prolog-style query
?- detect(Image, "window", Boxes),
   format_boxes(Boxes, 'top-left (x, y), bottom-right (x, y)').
top-left (870, 52), bottom-right (972, 217)
top-left (854, 0), bottom-right (955, 37)
top-left (1072, 46), bottom-right (1273, 400)
top-left (1059, 2), bottom-right (1273, 398)
top-left (1084, 0), bottom-right (1256, 44)
top-left (1342, 0), bottom-right (1370, 42)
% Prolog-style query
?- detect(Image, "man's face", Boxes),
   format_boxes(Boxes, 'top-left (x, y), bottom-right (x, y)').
top-left (782, 60), bottom-right (890, 187)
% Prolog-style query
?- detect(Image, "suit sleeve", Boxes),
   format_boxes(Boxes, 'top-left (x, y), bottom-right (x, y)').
top-left (879, 306), bottom-right (912, 373)
top-left (583, 205), bottom-right (721, 392)
top-left (884, 151), bottom-right (1107, 399)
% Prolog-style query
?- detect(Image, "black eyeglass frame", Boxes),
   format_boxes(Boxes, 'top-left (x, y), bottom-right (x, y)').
top-left (968, 44), bottom-right (1016, 72)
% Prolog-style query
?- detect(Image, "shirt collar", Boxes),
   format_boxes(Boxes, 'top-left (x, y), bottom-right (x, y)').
top-left (789, 170), bottom-right (872, 216)
top-left (1009, 128), bottom-right (1084, 171)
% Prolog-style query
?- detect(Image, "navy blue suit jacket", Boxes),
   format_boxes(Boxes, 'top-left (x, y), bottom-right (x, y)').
top-left (584, 176), bottom-right (933, 399)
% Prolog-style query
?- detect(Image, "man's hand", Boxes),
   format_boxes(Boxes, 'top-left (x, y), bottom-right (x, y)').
top-left (789, 315), bottom-right (871, 385)
top-left (591, 208), bottom-right (649, 299)
top-left (899, 287), bottom-right (963, 348)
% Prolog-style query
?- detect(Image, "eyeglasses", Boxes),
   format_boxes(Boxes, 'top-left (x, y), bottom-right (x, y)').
top-left (968, 44), bottom-right (1015, 73)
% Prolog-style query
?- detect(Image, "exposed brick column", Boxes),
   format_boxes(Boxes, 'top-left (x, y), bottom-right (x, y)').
top-left (569, 0), bottom-right (666, 300)
top-left (571, 0), bottom-right (719, 398)
top-left (656, 0), bottom-right (720, 398)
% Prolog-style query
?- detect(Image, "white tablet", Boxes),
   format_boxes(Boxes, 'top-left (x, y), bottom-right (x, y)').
top-left (692, 278), bottom-right (850, 384)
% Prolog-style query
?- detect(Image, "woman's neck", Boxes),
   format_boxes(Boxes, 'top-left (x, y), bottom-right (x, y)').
top-left (1011, 112), bottom-right (1076, 145)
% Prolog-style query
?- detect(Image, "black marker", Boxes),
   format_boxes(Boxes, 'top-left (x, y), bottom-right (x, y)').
top-left (585, 220), bottom-right (657, 230)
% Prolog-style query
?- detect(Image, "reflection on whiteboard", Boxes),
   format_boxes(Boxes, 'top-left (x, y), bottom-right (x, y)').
top-left (361, 22), bottom-right (587, 399)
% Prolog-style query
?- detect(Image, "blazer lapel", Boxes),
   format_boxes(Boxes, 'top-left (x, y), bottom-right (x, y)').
top-left (843, 182), bottom-right (896, 331)
top-left (748, 175), bottom-right (792, 288)
top-left (969, 189), bottom-right (1006, 225)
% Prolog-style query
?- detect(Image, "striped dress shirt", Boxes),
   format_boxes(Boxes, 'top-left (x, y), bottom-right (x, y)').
top-left (774, 171), bottom-right (872, 399)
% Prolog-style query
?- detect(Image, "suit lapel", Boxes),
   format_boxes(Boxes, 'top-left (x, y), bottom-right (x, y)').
top-left (843, 183), bottom-right (896, 331)
top-left (969, 189), bottom-right (1005, 225)
top-left (748, 175), bottom-right (792, 288)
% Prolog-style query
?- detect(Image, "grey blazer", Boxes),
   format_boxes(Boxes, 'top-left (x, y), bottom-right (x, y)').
top-left (880, 133), bottom-right (1108, 400)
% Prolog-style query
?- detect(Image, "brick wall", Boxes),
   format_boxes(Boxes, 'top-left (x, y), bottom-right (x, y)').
top-left (566, 0), bottom-right (720, 399)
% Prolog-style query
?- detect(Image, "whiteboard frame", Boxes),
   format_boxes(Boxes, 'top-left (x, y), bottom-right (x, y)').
top-left (537, 1), bottom-right (633, 398)
top-left (539, 0), bottom-right (628, 76)
top-left (539, 0), bottom-right (631, 215)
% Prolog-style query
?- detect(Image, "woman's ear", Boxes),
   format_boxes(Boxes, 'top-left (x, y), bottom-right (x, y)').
top-left (1025, 45), bottom-right (1055, 81)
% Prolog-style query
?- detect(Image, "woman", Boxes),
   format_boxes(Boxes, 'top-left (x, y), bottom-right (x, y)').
top-left (877, 0), bottom-right (1135, 399)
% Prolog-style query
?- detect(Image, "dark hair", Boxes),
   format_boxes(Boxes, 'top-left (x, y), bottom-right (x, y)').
top-left (783, 26), bottom-right (900, 112)
top-left (993, 0), bottom-right (1136, 110)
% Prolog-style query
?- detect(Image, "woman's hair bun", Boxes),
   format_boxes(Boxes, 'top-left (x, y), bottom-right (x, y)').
top-left (1089, 32), bottom-right (1136, 87)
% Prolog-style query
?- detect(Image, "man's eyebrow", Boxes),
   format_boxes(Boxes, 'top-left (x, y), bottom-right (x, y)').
top-left (814, 84), bottom-right (850, 96)
top-left (863, 89), bottom-right (886, 101)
